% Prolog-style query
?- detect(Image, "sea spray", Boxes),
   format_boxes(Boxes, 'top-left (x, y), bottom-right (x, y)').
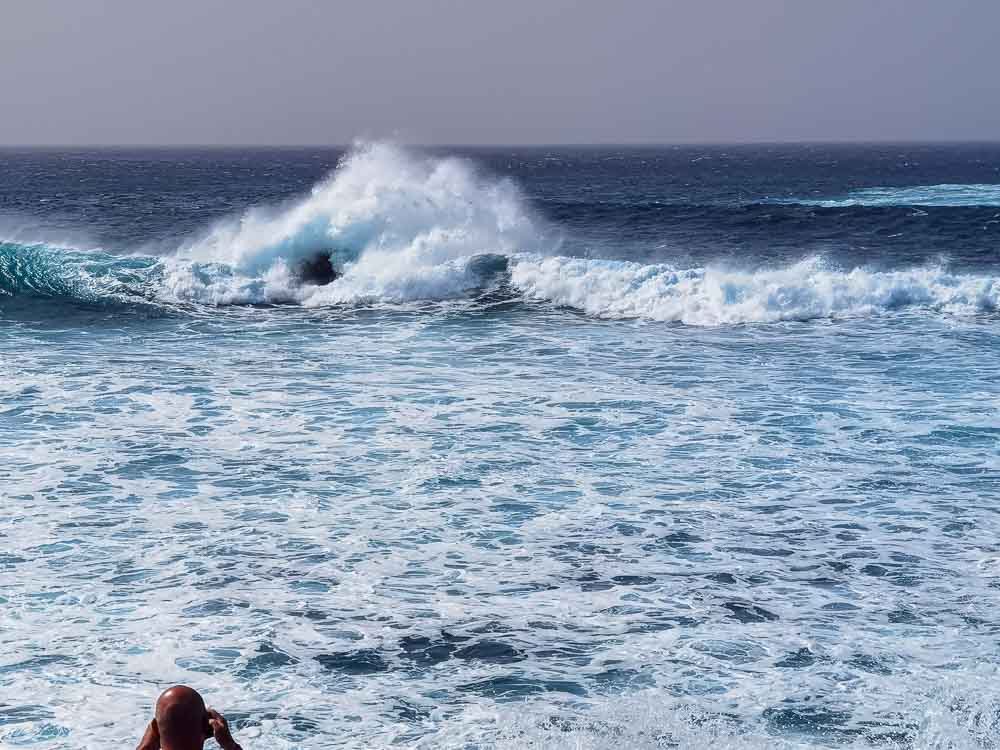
top-left (167, 142), bottom-right (548, 305)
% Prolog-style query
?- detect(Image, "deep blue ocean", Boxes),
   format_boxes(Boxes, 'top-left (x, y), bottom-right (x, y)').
top-left (2, 143), bottom-right (1000, 749)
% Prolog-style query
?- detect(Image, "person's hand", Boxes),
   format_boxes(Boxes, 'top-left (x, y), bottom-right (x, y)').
top-left (207, 708), bottom-right (242, 750)
top-left (136, 718), bottom-right (160, 750)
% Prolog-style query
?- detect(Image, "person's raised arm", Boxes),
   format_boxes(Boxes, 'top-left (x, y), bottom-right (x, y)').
top-left (207, 709), bottom-right (243, 750)
top-left (136, 718), bottom-right (160, 750)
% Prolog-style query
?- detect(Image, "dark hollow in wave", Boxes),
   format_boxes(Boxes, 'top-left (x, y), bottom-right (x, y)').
top-left (296, 253), bottom-right (340, 285)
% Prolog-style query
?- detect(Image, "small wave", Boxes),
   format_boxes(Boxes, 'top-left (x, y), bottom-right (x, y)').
top-left (0, 242), bottom-right (160, 308)
top-left (508, 255), bottom-right (999, 326)
top-left (774, 184), bottom-right (1000, 208)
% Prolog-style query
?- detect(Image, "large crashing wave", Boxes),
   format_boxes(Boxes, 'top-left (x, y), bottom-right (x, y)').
top-left (162, 142), bottom-right (547, 305)
top-left (2, 144), bottom-right (999, 326)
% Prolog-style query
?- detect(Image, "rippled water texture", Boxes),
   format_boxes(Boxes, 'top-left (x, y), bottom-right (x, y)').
top-left (2, 145), bottom-right (1000, 748)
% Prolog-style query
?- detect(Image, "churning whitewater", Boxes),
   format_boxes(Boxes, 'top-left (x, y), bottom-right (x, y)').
top-left (3, 143), bottom-right (1000, 750)
top-left (2, 143), bottom-right (998, 325)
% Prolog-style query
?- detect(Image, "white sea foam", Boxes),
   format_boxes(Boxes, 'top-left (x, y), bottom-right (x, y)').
top-left (5, 303), bottom-right (1000, 748)
top-left (509, 255), bottom-right (1000, 325)
top-left (160, 246), bottom-right (1000, 325)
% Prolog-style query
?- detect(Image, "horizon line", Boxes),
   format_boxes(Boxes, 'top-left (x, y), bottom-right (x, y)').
top-left (2, 138), bottom-right (1000, 150)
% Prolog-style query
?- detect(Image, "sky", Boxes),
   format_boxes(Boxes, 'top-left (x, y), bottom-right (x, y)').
top-left (1, 0), bottom-right (998, 145)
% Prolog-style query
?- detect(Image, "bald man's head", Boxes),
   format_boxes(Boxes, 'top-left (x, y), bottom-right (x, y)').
top-left (155, 686), bottom-right (210, 749)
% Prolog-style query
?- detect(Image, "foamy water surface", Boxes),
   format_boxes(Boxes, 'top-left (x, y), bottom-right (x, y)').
top-left (2, 143), bottom-right (1000, 748)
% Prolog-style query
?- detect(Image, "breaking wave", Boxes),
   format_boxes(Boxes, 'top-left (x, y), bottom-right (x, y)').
top-left (162, 141), bottom-right (547, 306)
top-left (2, 145), bottom-right (998, 326)
top-left (509, 255), bottom-right (999, 325)
top-left (0, 242), bottom-right (160, 308)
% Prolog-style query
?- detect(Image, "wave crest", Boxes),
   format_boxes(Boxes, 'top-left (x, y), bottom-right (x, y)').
top-left (0, 242), bottom-right (157, 307)
top-left (167, 142), bottom-right (546, 305)
top-left (509, 255), bottom-right (999, 325)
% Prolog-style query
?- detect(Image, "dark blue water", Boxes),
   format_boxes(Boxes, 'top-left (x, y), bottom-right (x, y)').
top-left (2, 144), bottom-right (999, 749)
top-left (3, 144), bottom-right (999, 266)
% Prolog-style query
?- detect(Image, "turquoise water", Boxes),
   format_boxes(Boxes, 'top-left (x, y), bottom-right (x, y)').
top-left (2, 144), bottom-right (1000, 748)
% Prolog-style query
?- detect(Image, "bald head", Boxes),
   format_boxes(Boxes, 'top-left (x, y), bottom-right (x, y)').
top-left (155, 686), bottom-right (209, 749)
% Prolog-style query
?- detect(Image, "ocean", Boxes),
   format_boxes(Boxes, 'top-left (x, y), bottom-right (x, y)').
top-left (1, 143), bottom-right (999, 749)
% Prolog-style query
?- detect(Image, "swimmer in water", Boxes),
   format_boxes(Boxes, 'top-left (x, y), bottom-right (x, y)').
top-left (136, 686), bottom-right (242, 750)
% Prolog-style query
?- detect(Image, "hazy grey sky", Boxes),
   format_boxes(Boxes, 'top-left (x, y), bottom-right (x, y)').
top-left (1, 0), bottom-right (998, 145)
